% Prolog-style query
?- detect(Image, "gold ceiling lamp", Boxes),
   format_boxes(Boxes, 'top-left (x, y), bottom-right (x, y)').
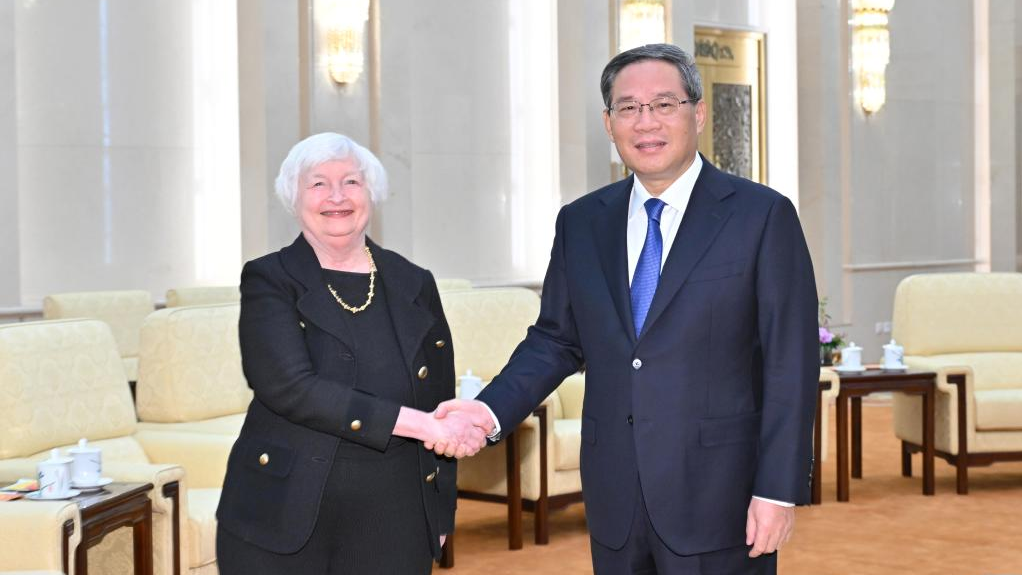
top-left (618, 0), bottom-right (667, 53)
top-left (851, 0), bottom-right (895, 114)
top-left (324, 0), bottom-right (370, 85)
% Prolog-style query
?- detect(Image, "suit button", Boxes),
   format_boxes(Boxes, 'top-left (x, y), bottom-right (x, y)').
top-left (435, 339), bottom-right (446, 348)
top-left (632, 358), bottom-right (642, 370)
top-left (350, 420), bottom-right (362, 431)
top-left (258, 453), bottom-right (270, 466)
top-left (627, 415), bottom-right (634, 425)
top-left (298, 320), bottom-right (306, 329)
top-left (418, 366), bottom-right (429, 379)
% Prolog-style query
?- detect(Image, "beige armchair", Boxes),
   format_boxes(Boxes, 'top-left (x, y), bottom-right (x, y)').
top-left (0, 500), bottom-right (81, 575)
top-left (435, 278), bottom-right (473, 292)
top-left (42, 290), bottom-right (154, 382)
top-left (134, 303), bottom-right (250, 436)
top-left (891, 272), bottom-right (1022, 494)
top-left (439, 287), bottom-right (583, 549)
top-left (0, 319), bottom-right (232, 575)
top-left (164, 286), bottom-right (240, 308)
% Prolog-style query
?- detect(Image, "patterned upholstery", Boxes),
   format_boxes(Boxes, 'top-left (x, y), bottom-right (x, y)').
top-left (0, 319), bottom-right (231, 574)
top-left (42, 290), bottom-right (154, 381)
top-left (0, 500), bottom-right (80, 575)
top-left (435, 278), bottom-right (473, 292)
top-left (135, 304), bottom-right (250, 427)
top-left (165, 286), bottom-right (240, 308)
top-left (891, 273), bottom-right (1022, 457)
top-left (440, 288), bottom-right (583, 514)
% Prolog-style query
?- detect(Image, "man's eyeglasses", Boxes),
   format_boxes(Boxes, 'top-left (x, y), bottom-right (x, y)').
top-left (608, 96), bottom-right (698, 119)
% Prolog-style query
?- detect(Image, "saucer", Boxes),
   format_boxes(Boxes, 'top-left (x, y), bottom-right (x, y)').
top-left (71, 477), bottom-right (113, 491)
top-left (881, 364), bottom-right (907, 371)
top-left (27, 488), bottom-right (81, 500)
top-left (834, 365), bottom-right (866, 373)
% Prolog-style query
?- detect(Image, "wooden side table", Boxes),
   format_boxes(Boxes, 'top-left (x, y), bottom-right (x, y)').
top-left (68, 482), bottom-right (155, 575)
top-left (835, 369), bottom-right (936, 501)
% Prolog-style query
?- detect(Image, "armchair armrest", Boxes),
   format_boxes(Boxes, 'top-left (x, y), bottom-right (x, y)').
top-left (0, 500), bottom-right (81, 574)
top-left (557, 373), bottom-right (585, 419)
top-left (134, 430), bottom-right (234, 489)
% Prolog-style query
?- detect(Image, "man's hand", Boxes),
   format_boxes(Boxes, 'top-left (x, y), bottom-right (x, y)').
top-left (430, 399), bottom-right (496, 457)
top-left (746, 497), bottom-right (795, 557)
top-left (393, 406), bottom-right (486, 458)
top-left (423, 409), bottom-right (487, 458)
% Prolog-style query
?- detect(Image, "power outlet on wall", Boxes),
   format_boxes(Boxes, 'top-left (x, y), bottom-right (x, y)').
top-left (874, 321), bottom-right (892, 334)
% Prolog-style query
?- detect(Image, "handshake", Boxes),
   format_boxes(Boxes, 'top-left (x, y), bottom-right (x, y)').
top-left (401, 399), bottom-right (496, 459)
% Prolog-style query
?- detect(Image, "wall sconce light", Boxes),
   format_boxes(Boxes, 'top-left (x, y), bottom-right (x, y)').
top-left (618, 0), bottom-right (667, 53)
top-left (851, 0), bottom-right (894, 114)
top-left (324, 0), bottom-right (370, 85)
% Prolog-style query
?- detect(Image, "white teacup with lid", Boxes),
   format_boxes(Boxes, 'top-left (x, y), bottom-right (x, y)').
top-left (841, 342), bottom-right (863, 369)
top-left (69, 438), bottom-right (102, 485)
top-left (37, 448), bottom-right (73, 498)
top-left (459, 369), bottom-right (483, 400)
top-left (882, 339), bottom-right (905, 369)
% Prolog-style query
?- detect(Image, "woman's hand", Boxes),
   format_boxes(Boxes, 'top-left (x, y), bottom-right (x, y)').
top-left (392, 407), bottom-right (487, 458)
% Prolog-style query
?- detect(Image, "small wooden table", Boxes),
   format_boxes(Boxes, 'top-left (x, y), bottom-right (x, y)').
top-left (65, 482), bottom-right (154, 575)
top-left (835, 369), bottom-right (936, 501)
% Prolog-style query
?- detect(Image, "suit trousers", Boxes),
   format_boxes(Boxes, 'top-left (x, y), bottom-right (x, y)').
top-left (217, 439), bottom-right (433, 575)
top-left (590, 481), bottom-right (777, 575)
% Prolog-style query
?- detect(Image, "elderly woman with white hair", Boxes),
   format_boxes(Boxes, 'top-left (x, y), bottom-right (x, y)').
top-left (216, 133), bottom-right (483, 574)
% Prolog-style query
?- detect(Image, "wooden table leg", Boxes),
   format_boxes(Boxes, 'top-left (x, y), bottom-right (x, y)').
top-left (923, 387), bottom-right (935, 495)
top-left (836, 392), bottom-right (849, 502)
top-left (812, 386), bottom-right (823, 505)
top-left (851, 396), bottom-right (862, 479)
top-left (901, 440), bottom-right (912, 477)
top-left (505, 430), bottom-right (523, 550)
top-left (439, 533), bottom-right (454, 568)
top-left (133, 499), bottom-right (153, 575)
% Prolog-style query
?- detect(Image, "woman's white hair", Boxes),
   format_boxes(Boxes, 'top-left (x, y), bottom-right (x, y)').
top-left (274, 132), bottom-right (389, 215)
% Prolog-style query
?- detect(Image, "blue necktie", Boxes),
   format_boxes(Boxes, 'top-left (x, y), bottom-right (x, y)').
top-left (631, 198), bottom-right (666, 337)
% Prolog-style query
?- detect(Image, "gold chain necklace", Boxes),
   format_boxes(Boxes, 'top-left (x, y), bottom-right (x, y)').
top-left (326, 246), bottom-right (377, 314)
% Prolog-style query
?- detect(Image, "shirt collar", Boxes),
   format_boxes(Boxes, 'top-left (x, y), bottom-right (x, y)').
top-left (628, 153), bottom-right (703, 220)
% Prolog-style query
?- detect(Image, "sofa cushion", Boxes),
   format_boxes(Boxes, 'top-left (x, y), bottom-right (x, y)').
top-left (893, 273), bottom-right (1021, 356)
top-left (136, 413), bottom-right (246, 436)
top-left (42, 290), bottom-right (153, 358)
top-left (553, 419), bottom-right (581, 471)
top-left (0, 320), bottom-right (137, 460)
top-left (440, 288), bottom-right (541, 381)
top-left (165, 286), bottom-right (240, 308)
top-left (135, 304), bottom-right (251, 423)
top-left (975, 389), bottom-right (1022, 431)
top-left (187, 488), bottom-right (221, 568)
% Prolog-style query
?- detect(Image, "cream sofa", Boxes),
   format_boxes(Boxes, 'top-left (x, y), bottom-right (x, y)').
top-left (134, 303), bottom-right (250, 436)
top-left (42, 290), bottom-right (154, 382)
top-left (435, 278), bottom-right (473, 292)
top-left (0, 319), bottom-right (233, 575)
top-left (165, 286), bottom-right (240, 308)
top-left (891, 272), bottom-right (1022, 494)
top-left (0, 500), bottom-right (81, 575)
top-left (439, 287), bottom-right (583, 549)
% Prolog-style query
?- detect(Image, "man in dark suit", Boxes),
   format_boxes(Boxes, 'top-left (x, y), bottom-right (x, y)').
top-left (436, 44), bottom-right (818, 574)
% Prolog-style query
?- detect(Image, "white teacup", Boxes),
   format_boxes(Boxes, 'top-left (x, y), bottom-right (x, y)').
top-left (841, 342), bottom-right (863, 369)
top-left (69, 438), bottom-right (102, 485)
top-left (37, 448), bottom-right (72, 497)
top-left (459, 370), bottom-right (483, 400)
top-left (882, 339), bottom-right (904, 368)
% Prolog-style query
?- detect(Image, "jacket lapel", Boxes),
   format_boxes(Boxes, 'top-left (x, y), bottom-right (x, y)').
top-left (637, 158), bottom-right (735, 341)
top-left (281, 234), bottom-right (358, 348)
top-left (593, 176), bottom-right (637, 345)
top-left (371, 239), bottom-right (435, 372)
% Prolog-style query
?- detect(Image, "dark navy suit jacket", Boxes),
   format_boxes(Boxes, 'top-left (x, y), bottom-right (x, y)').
top-left (477, 158), bottom-right (819, 556)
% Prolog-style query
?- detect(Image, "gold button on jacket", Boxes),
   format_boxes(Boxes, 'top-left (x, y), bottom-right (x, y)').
top-left (434, 339), bottom-right (445, 348)
top-left (417, 366), bottom-right (429, 379)
top-left (258, 453), bottom-right (270, 466)
top-left (350, 419), bottom-right (362, 431)
top-left (425, 470), bottom-right (437, 483)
